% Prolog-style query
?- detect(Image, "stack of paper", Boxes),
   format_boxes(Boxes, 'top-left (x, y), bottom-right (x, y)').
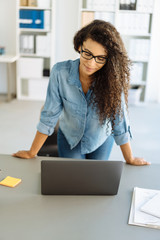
top-left (128, 187), bottom-right (160, 229)
top-left (86, 0), bottom-right (116, 11)
top-left (130, 62), bottom-right (143, 84)
top-left (117, 13), bottom-right (150, 35)
top-left (94, 12), bottom-right (115, 25)
top-left (129, 39), bottom-right (150, 61)
top-left (137, 0), bottom-right (155, 13)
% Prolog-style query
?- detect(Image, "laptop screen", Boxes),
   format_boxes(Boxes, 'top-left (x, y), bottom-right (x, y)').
top-left (41, 159), bottom-right (123, 195)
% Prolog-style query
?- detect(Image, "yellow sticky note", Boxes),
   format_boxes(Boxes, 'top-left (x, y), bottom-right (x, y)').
top-left (0, 176), bottom-right (22, 188)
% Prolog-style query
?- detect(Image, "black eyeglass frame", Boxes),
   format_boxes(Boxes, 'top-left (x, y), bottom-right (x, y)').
top-left (80, 46), bottom-right (107, 64)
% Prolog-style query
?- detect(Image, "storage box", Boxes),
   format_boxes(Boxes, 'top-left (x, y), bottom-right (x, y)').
top-left (37, 0), bottom-right (51, 8)
top-left (28, 0), bottom-right (37, 7)
top-left (28, 78), bottom-right (49, 100)
top-left (128, 88), bottom-right (142, 105)
top-left (19, 57), bottom-right (43, 78)
top-left (20, 0), bottom-right (28, 6)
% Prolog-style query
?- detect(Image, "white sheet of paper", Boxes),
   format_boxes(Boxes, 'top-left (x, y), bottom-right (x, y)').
top-left (141, 193), bottom-right (160, 219)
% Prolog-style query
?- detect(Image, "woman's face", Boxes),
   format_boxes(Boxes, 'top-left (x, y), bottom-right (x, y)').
top-left (79, 38), bottom-right (107, 77)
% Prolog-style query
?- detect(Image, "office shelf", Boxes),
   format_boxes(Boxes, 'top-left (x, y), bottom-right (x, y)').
top-left (17, 0), bottom-right (56, 100)
top-left (78, 0), bottom-right (157, 104)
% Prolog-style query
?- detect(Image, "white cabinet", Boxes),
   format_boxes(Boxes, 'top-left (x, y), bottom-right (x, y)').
top-left (17, 0), bottom-right (56, 100)
top-left (79, 0), bottom-right (159, 104)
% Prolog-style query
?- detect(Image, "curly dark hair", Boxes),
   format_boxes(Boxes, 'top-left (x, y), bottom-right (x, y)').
top-left (73, 20), bottom-right (131, 128)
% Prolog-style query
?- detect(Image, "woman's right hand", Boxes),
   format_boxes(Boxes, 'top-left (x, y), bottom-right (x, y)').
top-left (12, 150), bottom-right (35, 159)
top-left (12, 131), bottom-right (48, 159)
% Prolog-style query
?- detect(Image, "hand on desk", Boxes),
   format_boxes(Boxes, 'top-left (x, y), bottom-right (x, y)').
top-left (120, 142), bottom-right (151, 166)
top-left (126, 157), bottom-right (151, 166)
top-left (12, 150), bottom-right (35, 159)
top-left (12, 131), bottom-right (48, 159)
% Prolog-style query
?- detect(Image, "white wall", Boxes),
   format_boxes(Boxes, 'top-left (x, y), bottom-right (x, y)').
top-left (0, 0), bottom-right (17, 55)
top-left (54, 0), bottom-right (79, 63)
top-left (0, 0), bottom-right (17, 94)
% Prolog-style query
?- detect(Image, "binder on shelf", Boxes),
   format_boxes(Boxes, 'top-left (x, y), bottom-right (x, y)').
top-left (34, 10), bottom-right (44, 29)
top-left (36, 33), bottom-right (51, 56)
top-left (20, 35), bottom-right (25, 53)
top-left (19, 9), bottom-right (50, 30)
top-left (20, 35), bottom-right (34, 53)
top-left (28, 35), bottom-right (34, 53)
top-left (20, 9), bottom-right (30, 28)
top-left (19, 10), bottom-right (43, 29)
top-left (86, 0), bottom-right (116, 11)
top-left (94, 12), bottom-right (115, 25)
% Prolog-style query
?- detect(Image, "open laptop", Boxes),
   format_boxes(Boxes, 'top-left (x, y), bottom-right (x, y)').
top-left (41, 159), bottom-right (123, 195)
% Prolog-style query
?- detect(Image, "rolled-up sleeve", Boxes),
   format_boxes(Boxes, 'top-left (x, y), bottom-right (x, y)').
top-left (37, 64), bottom-right (63, 136)
top-left (112, 94), bottom-right (132, 145)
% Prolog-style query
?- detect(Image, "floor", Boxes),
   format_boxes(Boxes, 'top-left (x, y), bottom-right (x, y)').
top-left (0, 99), bottom-right (160, 164)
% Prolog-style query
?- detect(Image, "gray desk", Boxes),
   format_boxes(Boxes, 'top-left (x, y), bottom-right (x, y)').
top-left (0, 155), bottom-right (159, 240)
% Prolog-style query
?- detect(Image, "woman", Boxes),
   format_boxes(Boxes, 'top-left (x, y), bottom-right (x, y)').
top-left (13, 20), bottom-right (150, 165)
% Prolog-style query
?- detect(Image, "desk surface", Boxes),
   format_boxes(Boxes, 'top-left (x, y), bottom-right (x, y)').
top-left (0, 54), bottom-right (18, 63)
top-left (0, 154), bottom-right (159, 240)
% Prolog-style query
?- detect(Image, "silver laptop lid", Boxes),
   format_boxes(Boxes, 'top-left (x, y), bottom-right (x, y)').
top-left (41, 159), bottom-right (123, 195)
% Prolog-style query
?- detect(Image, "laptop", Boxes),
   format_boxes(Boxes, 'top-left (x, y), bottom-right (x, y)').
top-left (41, 159), bottom-right (123, 195)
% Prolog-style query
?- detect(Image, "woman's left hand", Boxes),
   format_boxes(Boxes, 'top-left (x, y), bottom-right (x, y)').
top-left (126, 157), bottom-right (151, 166)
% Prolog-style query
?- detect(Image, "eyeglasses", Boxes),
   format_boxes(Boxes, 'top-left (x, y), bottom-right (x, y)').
top-left (80, 46), bottom-right (107, 64)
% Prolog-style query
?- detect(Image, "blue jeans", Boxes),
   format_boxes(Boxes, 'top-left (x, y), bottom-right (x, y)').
top-left (57, 128), bottom-right (114, 160)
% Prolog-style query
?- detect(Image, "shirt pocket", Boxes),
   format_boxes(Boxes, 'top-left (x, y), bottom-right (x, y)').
top-left (62, 97), bottom-right (79, 117)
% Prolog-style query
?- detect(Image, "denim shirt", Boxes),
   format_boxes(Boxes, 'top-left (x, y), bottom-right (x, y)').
top-left (37, 59), bottom-right (132, 154)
